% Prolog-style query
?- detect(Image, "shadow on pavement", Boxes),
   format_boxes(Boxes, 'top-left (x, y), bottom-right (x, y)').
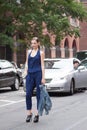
top-left (0, 87), bottom-right (12, 93)
top-left (49, 92), bottom-right (70, 97)
top-left (48, 90), bottom-right (86, 97)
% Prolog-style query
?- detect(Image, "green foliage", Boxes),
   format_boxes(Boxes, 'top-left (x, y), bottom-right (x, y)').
top-left (0, 0), bottom-right (87, 48)
top-left (0, 33), bottom-right (14, 48)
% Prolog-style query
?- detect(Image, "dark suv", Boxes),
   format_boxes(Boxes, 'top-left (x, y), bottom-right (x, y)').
top-left (0, 60), bottom-right (20, 91)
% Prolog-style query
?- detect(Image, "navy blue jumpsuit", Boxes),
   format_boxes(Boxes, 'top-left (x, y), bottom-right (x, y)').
top-left (26, 49), bottom-right (42, 110)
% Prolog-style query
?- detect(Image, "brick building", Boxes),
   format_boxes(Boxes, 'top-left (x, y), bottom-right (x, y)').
top-left (44, 0), bottom-right (87, 58)
top-left (0, 0), bottom-right (87, 66)
top-left (79, 0), bottom-right (87, 50)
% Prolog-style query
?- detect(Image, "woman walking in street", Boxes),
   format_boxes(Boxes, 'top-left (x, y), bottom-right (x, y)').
top-left (24, 37), bottom-right (45, 123)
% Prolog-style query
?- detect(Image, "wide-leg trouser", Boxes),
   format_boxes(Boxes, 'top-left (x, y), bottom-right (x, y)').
top-left (26, 71), bottom-right (42, 110)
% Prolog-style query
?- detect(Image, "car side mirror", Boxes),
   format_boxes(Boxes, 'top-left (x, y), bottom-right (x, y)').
top-left (78, 66), bottom-right (85, 71)
top-left (0, 67), bottom-right (2, 70)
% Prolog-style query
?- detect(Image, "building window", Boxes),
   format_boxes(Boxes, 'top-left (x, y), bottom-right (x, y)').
top-left (72, 40), bottom-right (77, 57)
top-left (17, 44), bottom-right (26, 67)
top-left (45, 47), bottom-right (51, 58)
top-left (56, 46), bottom-right (61, 58)
top-left (64, 38), bottom-right (69, 58)
top-left (0, 45), bottom-right (12, 61)
top-left (0, 46), bottom-right (6, 59)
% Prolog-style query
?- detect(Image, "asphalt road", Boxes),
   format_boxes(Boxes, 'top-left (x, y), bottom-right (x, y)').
top-left (0, 87), bottom-right (87, 130)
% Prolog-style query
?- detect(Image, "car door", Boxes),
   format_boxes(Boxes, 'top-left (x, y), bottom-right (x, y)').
top-left (74, 65), bottom-right (87, 88)
top-left (0, 62), bottom-right (5, 87)
top-left (0, 60), bottom-right (16, 87)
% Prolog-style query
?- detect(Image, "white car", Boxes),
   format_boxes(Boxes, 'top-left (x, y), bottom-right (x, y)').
top-left (45, 58), bottom-right (87, 95)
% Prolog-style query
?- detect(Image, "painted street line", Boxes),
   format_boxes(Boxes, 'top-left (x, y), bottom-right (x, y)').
top-left (0, 99), bottom-right (25, 108)
top-left (0, 99), bottom-right (16, 103)
top-left (64, 116), bottom-right (87, 130)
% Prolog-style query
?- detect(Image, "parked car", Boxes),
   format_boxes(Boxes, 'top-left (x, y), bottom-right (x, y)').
top-left (80, 58), bottom-right (87, 68)
top-left (0, 59), bottom-right (20, 90)
top-left (11, 61), bottom-right (23, 86)
top-left (22, 58), bottom-right (60, 92)
top-left (75, 50), bottom-right (87, 61)
top-left (45, 58), bottom-right (87, 95)
top-left (23, 58), bottom-right (87, 94)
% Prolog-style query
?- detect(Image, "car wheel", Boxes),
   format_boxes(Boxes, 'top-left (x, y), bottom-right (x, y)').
top-left (11, 77), bottom-right (20, 91)
top-left (70, 80), bottom-right (74, 95)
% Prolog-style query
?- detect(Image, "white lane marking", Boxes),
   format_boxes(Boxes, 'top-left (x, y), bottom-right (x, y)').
top-left (0, 100), bottom-right (15, 103)
top-left (64, 116), bottom-right (87, 130)
top-left (0, 99), bottom-right (25, 108)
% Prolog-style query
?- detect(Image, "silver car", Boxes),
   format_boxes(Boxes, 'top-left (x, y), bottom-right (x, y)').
top-left (81, 58), bottom-right (87, 68)
top-left (45, 58), bottom-right (87, 95)
top-left (23, 58), bottom-right (60, 92)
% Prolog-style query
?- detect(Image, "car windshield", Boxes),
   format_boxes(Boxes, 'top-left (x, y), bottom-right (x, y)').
top-left (81, 60), bottom-right (87, 68)
top-left (45, 60), bottom-right (72, 69)
top-left (76, 51), bottom-right (87, 61)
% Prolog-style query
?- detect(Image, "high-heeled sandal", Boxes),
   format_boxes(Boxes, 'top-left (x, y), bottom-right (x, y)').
top-left (26, 114), bottom-right (32, 122)
top-left (33, 115), bottom-right (39, 123)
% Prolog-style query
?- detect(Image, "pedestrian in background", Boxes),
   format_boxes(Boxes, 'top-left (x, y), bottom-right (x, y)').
top-left (73, 60), bottom-right (80, 70)
top-left (24, 37), bottom-right (45, 123)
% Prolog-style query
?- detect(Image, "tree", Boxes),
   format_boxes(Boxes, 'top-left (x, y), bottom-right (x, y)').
top-left (0, 0), bottom-right (87, 47)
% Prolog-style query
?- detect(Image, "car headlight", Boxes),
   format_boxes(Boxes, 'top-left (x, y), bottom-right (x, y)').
top-left (60, 76), bottom-right (68, 80)
top-left (52, 76), bottom-right (68, 81)
top-left (60, 77), bottom-right (66, 80)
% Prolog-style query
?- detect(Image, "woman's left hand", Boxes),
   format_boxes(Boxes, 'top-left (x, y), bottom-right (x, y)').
top-left (41, 78), bottom-right (45, 85)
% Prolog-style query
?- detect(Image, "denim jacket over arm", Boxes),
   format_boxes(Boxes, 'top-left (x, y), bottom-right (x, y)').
top-left (38, 85), bottom-right (52, 116)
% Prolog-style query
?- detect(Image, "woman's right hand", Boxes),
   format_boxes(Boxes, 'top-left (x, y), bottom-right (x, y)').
top-left (41, 78), bottom-right (45, 85)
